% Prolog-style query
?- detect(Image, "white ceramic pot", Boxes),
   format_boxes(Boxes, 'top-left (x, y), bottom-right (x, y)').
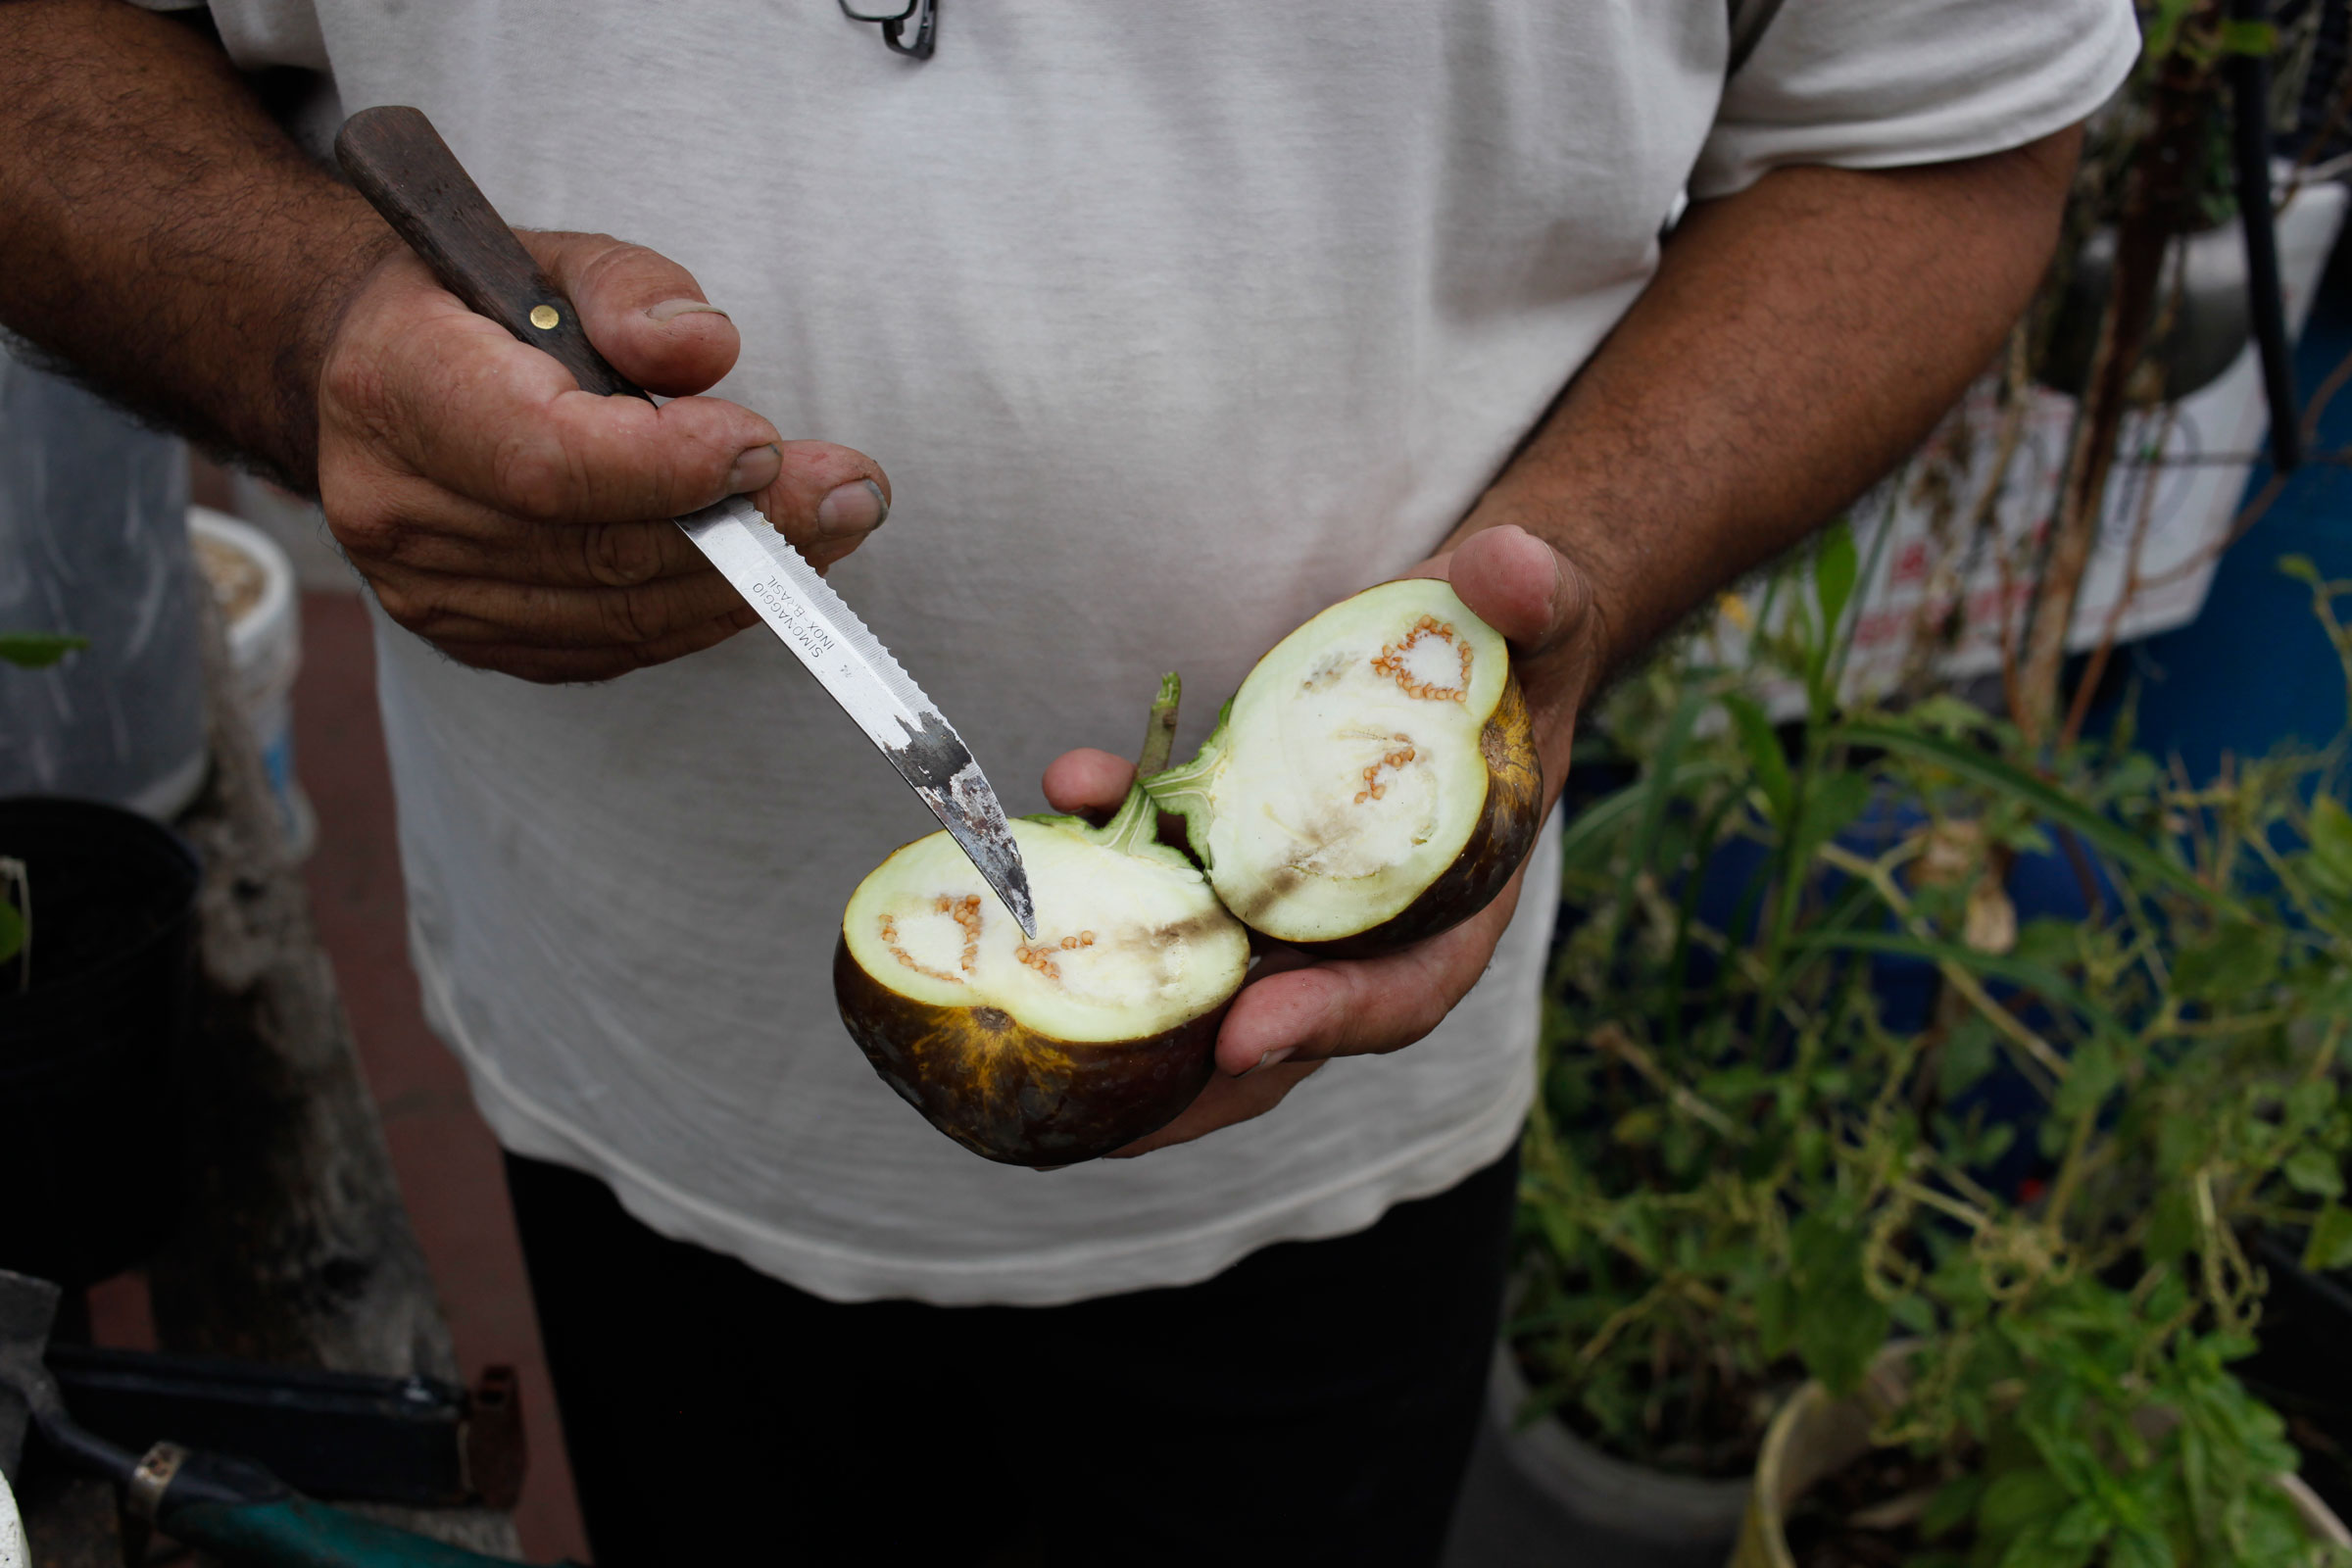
top-left (0, 1461), bottom-right (24, 1568)
top-left (189, 506), bottom-right (312, 855)
top-left (1488, 1343), bottom-right (1753, 1559)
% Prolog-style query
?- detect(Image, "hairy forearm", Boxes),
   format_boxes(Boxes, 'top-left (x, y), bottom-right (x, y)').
top-left (0, 0), bottom-right (392, 489)
top-left (1460, 129), bottom-right (2081, 712)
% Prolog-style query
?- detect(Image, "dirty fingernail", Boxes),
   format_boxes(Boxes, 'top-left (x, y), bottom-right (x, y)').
top-left (648, 298), bottom-right (731, 323)
top-left (1242, 1046), bottom-right (1296, 1078)
top-left (726, 443), bottom-right (781, 495)
top-left (815, 479), bottom-right (889, 539)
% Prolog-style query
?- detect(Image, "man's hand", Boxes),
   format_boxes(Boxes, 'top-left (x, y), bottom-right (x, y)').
top-left (1040, 524), bottom-right (1599, 1154)
top-left (318, 231), bottom-right (890, 683)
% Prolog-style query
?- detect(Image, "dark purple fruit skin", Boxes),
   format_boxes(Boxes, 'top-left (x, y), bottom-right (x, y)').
top-left (1293, 670), bottom-right (1545, 961)
top-left (833, 938), bottom-right (1230, 1165)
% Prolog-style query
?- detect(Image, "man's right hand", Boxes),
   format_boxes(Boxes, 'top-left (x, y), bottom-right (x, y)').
top-left (317, 229), bottom-right (891, 684)
top-left (0, 3), bottom-right (883, 686)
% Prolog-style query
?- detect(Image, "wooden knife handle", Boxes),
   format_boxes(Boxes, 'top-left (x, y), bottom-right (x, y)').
top-left (334, 105), bottom-right (649, 403)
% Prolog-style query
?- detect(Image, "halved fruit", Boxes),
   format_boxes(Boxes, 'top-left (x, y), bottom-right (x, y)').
top-left (836, 677), bottom-right (1250, 1165)
top-left (1143, 578), bottom-right (1542, 958)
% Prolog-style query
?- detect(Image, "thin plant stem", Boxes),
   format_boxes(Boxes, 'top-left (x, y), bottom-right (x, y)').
top-left (1816, 841), bottom-right (2073, 1084)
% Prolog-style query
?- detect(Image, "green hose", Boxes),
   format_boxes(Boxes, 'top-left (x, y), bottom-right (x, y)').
top-left (168, 1496), bottom-right (581, 1568)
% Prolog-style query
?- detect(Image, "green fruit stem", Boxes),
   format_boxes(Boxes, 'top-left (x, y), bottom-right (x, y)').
top-left (1100, 673), bottom-right (1182, 858)
top-left (1138, 703), bottom-right (1227, 869)
top-left (1136, 671), bottom-right (1182, 777)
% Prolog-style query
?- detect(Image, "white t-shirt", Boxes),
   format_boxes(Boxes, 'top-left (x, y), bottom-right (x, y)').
top-left (157, 0), bottom-right (2136, 1304)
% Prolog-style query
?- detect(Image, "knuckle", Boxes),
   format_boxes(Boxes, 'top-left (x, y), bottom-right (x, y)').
top-left (603, 588), bottom-right (660, 646)
top-left (373, 577), bottom-right (466, 640)
top-left (578, 520), bottom-right (660, 587)
top-left (369, 580), bottom-right (425, 630)
top-left (581, 235), bottom-right (677, 298)
top-left (326, 501), bottom-right (408, 564)
top-left (318, 337), bottom-right (389, 421)
top-left (1392, 1002), bottom-right (1447, 1054)
top-left (491, 434), bottom-right (573, 522)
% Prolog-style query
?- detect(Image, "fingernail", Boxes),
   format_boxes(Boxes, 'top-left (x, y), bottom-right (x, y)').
top-left (815, 479), bottom-right (889, 539)
top-left (726, 443), bottom-right (781, 495)
top-left (1241, 1046), bottom-right (1296, 1078)
top-left (648, 298), bottom-right (730, 323)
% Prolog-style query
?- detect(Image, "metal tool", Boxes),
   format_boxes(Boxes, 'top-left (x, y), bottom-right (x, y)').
top-left (0, 1269), bottom-right (568, 1568)
top-left (46, 1346), bottom-right (519, 1510)
top-left (332, 105), bottom-right (1037, 938)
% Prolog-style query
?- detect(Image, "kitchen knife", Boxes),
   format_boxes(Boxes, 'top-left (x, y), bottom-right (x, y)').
top-left (332, 106), bottom-right (1036, 937)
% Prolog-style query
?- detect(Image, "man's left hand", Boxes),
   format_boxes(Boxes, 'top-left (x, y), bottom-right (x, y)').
top-left (1039, 523), bottom-right (1599, 1155)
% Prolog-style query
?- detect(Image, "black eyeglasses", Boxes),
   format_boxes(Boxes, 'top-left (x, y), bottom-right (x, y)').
top-left (839, 0), bottom-right (935, 59)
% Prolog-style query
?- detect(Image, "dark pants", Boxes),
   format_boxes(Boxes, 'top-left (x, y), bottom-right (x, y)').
top-left (504, 1142), bottom-right (1519, 1567)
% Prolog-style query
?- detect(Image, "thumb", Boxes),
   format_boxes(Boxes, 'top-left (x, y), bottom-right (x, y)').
top-left (1430, 525), bottom-right (1603, 787)
top-left (521, 230), bottom-right (741, 399)
top-left (1441, 524), bottom-right (1596, 662)
top-left (1041, 749), bottom-right (1136, 821)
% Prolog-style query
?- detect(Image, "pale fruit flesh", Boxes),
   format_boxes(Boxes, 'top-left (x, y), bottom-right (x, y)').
top-left (1149, 578), bottom-right (1527, 949)
top-left (842, 819), bottom-right (1249, 1045)
top-left (836, 810), bottom-right (1252, 1164)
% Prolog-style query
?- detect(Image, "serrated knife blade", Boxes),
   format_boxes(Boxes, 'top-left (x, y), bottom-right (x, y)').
top-left (677, 497), bottom-right (1037, 937)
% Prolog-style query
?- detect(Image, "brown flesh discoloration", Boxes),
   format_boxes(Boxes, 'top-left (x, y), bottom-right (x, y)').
top-left (835, 938), bottom-right (1227, 1165)
top-left (1370, 615), bottom-right (1472, 702)
top-left (1221, 860), bottom-right (1307, 929)
top-left (1295, 669), bottom-right (1544, 960)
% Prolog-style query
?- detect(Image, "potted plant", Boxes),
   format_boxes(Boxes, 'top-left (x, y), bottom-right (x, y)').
top-left (2233, 557), bottom-right (2352, 1527)
top-left (0, 629), bottom-right (204, 1289)
top-left (1498, 1), bottom-right (2352, 1551)
top-left (1505, 530), bottom-right (2352, 1562)
top-left (1500, 532), bottom-right (1950, 1557)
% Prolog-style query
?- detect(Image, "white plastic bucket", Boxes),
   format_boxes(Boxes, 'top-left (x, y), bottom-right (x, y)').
top-left (189, 507), bottom-right (312, 855)
top-left (0, 1459), bottom-right (24, 1568)
top-left (0, 346), bottom-right (207, 817)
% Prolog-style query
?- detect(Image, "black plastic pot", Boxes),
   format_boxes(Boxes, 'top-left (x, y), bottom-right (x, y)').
top-left (2240, 1236), bottom-right (2352, 1525)
top-left (0, 797), bottom-right (200, 1287)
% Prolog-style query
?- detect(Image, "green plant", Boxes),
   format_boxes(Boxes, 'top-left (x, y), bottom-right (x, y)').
top-left (1508, 542), bottom-right (2352, 1559)
top-left (0, 855), bottom-right (24, 980)
top-left (0, 631), bottom-right (87, 670)
top-left (0, 629), bottom-right (85, 982)
top-left (1508, 7), bottom-right (2352, 1549)
top-left (0, 630), bottom-right (83, 974)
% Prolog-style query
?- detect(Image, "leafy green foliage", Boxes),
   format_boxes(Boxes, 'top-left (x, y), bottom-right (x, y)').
top-left (1788, 1211), bottom-right (1890, 1397)
top-left (0, 855), bottom-right (24, 972)
top-left (1510, 556), bottom-right (2352, 1556)
top-left (0, 631), bottom-right (88, 670)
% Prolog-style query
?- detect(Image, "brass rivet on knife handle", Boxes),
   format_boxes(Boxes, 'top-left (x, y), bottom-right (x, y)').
top-left (334, 106), bottom-right (646, 402)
